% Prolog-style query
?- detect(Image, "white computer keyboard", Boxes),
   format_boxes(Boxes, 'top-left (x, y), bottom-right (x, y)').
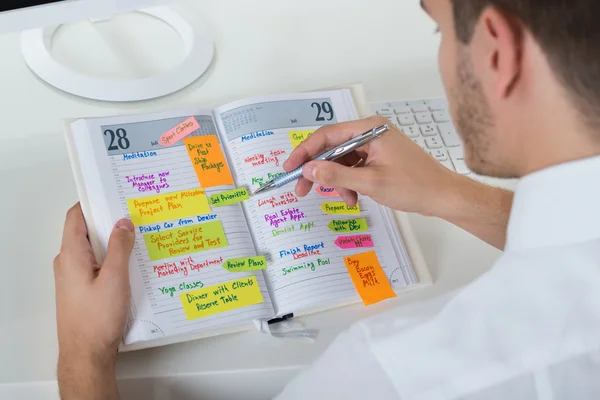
top-left (370, 98), bottom-right (470, 175)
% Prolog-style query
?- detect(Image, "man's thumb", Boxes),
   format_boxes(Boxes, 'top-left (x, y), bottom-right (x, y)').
top-left (102, 219), bottom-right (135, 277)
top-left (303, 161), bottom-right (373, 194)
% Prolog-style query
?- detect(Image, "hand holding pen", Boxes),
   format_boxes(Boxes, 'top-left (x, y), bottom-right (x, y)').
top-left (276, 115), bottom-right (458, 214)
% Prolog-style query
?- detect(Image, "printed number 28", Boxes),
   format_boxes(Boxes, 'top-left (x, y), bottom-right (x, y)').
top-left (104, 128), bottom-right (131, 151)
top-left (312, 101), bottom-right (334, 122)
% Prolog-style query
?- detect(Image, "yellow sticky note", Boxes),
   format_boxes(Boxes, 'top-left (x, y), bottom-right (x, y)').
top-left (127, 188), bottom-right (210, 226)
top-left (320, 202), bottom-right (361, 215)
top-left (344, 250), bottom-right (396, 306)
top-left (180, 276), bottom-right (264, 320)
top-left (209, 188), bottom-right (250, 207)
top-left (144, 220), bottom-right (228, 261)
top-left (288, 130), bottom-right (315, 149)
top-left (184, 135), bottom-right (234, 188)
top-left (222, 256), bottom-right (267, 272)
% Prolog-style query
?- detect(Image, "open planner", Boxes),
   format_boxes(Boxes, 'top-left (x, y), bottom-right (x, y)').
top-left (64, 86), bottom-right (431, 351)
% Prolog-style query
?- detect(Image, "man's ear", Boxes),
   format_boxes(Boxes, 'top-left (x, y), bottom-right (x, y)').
top-left (471, 6), bottom-right (523, 99)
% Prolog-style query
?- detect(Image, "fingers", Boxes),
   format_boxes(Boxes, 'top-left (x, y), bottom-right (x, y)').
top-left (59, 203), bottom-right (96, 280)
top-left (283, 116), bottom-right (388, 171)
top-left (100, 219), bottom-right (135, 281)
top-left (302, 161), bottom-right (375, 196)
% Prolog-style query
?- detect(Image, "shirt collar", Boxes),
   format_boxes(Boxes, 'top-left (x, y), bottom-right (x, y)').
top-left (506, 155), bottom-right (600, 251)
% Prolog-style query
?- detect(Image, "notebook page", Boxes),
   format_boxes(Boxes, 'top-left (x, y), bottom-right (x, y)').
top-left (214, 91), bottom-right (417, 316)
top-left (70, 109), bottom-right (275, 345)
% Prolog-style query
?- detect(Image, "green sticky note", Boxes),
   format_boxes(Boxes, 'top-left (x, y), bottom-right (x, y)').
top-left (328, 218), bottom-right (369, 233)
top-left (144, 220), bottom-right (228, 261)
top-left (209, 188), bottom-right (250, 207)
top-left (320, 201), bottom-right (360, 215)
top-left (222, 256), bottom-right (267, 272)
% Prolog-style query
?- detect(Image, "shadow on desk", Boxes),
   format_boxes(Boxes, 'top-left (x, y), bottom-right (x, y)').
top-left (117, 367), bottom-right (301, 400)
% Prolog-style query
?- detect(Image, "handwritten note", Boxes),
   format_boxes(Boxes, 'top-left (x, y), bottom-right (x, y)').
top-left (144, 221), bottom-right (228, 261)
top-left (257, 191), bottom-right (298, 208)
top-left (210, 188), bottom-right (249, 207)
top-left (289, 130), bottom-right (315, 149)
top-left (222, 256), bottom-right (267, 272)
top-left (184, 135), bottom-right (234, 188)
top-left (244, 150), bottom-right (286, 167)
top-left (126, 188), bottom-right (210, 226)
top-left (320, 202), bottom-right (361, 215)
top-left (328, 218), bottom-right (369, 233)
top-left (153, 256), bottom-right (224, 278)
top-left (264, 208), bottom-right (306, 228)
top-left (160, 117), bottom-right (200, 146)
top-left (180, 276), bottom-right (264, 320)
top-left (344, 251), bottom-right (396, 306)
top-left (334, 235), bottom-right (374, 249)
top-left (315, 185), bottom-right (340, 197)
top-left (125, 171), bottom-right (170, 194)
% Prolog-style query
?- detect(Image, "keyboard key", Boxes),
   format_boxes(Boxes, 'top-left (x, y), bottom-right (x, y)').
top-left (428, 149), bottom-right (448, 162)
top-left (402, 125), bottom-right (420, 138)
top-left (448, 147), bottom-right (465, 161)
top-left (412, 137), bottom-right (426, 151)
top-left (451, 158), bottom-right (471, 175)
top-left (425, 135), bottom-right (443, 149)
top-left (377, 110), bottom-right (393, 117)
top-left (448, 147), bottom-right (470, 174)
top-left (411, 104), bottom-right (429, 113)
top-left (440, 160), bottom-right (455, 171)
top-left (398, 114), bottom-right (416, 126)
top-left (394, 106), bottom-right (412, 114)
top-left (428, 99), bottom-right (447, 111)
top-left (438, 122), bottom-right (462, 147)
top-left (420, 124), bottom-right (438, 136)
top-left (415, 112), bottom-right (433, 124)
top-left (432, 110), bottom-right (450, 123)
top-left (389, 101), bottom-right (409, 108)
top-left (408, 100), bottom-right (426, 107)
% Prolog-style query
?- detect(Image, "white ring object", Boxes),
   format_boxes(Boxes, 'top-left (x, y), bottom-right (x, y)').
top-left (20, 6), bottom-right (214, 102)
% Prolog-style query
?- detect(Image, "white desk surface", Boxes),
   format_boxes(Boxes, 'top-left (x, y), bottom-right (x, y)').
top-left (0, 0), bottom-right (504, 398)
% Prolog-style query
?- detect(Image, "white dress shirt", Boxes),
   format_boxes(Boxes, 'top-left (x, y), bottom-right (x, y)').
top-left (275, 156), bottom-right (600, 400)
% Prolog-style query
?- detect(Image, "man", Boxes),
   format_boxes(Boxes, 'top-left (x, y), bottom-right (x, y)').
top-left (54, 0), bottom-right (600, 398)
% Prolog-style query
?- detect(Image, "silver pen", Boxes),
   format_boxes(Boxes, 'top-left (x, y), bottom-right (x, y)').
top-left (252, 124), bottom-right (389, 196)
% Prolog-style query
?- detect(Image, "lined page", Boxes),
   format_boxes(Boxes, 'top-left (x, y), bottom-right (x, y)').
top-left (215, 91), bottom-right (417, 316)
top-left (71, 110), bottom-right (275, 345)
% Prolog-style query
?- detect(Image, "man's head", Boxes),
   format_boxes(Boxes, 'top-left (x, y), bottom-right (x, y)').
top-left (422, 0), bottom-right (600, 177)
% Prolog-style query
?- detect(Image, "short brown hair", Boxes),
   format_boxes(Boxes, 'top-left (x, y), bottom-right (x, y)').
top-left (451, 0), bottom-right (600, 127)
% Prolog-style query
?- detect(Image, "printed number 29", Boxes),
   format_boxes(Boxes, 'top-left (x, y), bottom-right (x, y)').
top-left (104, 128), bottom-right (131, 151)
top-left (312, 101), bottom-right (334, 122)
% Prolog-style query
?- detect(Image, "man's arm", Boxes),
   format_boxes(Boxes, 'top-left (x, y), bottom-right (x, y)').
top-left (54, 204), bottom-right (135, 400)
top-left (284, 116), bottom-right (513, 250)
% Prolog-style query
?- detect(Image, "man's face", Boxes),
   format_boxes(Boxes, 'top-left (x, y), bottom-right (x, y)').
top-left (423, 0), bottom-right (515, 177)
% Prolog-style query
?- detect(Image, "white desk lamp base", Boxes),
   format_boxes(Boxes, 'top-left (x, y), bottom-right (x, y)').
top-left (20, 6), bottom-right (214, 102)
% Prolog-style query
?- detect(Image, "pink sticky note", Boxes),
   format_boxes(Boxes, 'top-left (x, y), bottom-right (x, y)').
top-left (334, 234), bottom-right (374, 249)
top-left (315, 185), bottom-right (340, 197)
top-left (160, 117), bottom-right (200, 147)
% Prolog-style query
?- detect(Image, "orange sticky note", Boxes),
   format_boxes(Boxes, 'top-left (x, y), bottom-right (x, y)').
top-left (344, 250), bottom-right (396, 306)
top-left (184, 135), bottom-right (234, 188)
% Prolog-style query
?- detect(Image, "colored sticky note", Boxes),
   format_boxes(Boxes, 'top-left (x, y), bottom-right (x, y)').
top-left (328, 218), bottom-right (369, 233)
top-left (144, 220), bottom-right (228, 261)
top-left (222, 256), bottom-right (267, 272)
top-left (160, 117), bottom-right (200, 146)
top-left (126, 188), bottom-right (210, 226)
top-left (320, 202), bottom-right (361, 215)
top-left (315, 185), bottom-right (340, 197)
top-left (344, 250), bottom-right (396, 306)
top-left (180, 276), bottom-right (264, 320)
top-left (184, 135), bottom-right (234, 188)
top-left (335, 234), bottom-right (374, 249)
top-left (210, 188), bottom-right (250, 207)
top-left (289, 130), bottom-right (315, 149)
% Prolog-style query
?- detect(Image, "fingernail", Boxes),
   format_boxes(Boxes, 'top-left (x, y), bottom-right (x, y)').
top-left (303, 164), bottom-right (317, 180)
top-left (116, 219), bottom-right (134, 233)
